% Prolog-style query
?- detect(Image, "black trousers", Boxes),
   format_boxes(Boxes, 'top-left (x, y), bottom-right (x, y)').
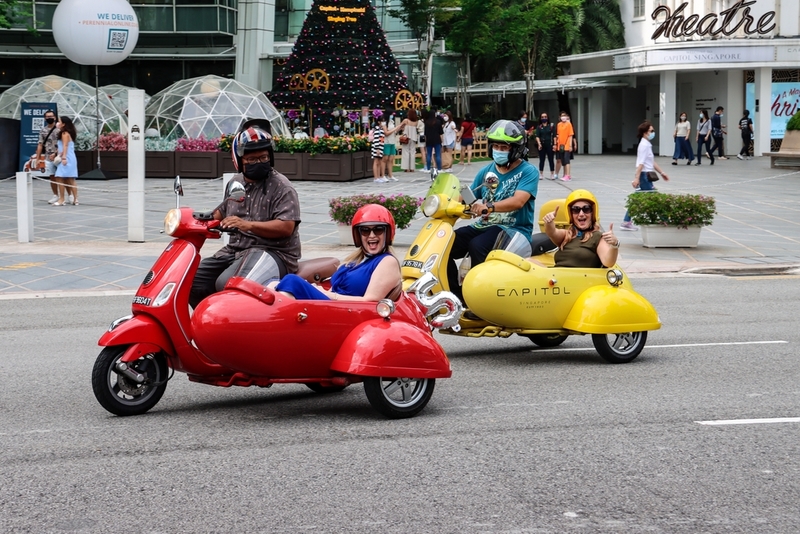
top-left (446, 225), bottom-right (505, 303)
top-left (709, 134), bottom-right (725, 157)
top-left (538, 144), bottom-right (555, 172)
top-left (189, 249), bottom-right (287, 308)
top-left (739, 135), bottom-right (751, 156)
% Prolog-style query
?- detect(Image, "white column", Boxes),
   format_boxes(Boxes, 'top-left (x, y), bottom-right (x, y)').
top-left (16, 171), bottom-right (33, 242)
top-left (588, 90), bottom-right (604, 154)
top-left (128, 90), bottom-right (146, 242)
top-left (235, 0), bottom-right (275, 92)
top-left (658, 71), bottom-right (676, 158)
top-left (754, 67), bottom-right (772, 156)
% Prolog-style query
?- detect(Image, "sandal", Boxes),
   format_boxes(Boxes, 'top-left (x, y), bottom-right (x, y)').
top-left (72, 200), bottom-right (79, 205)
top-left (52, 200), bottom-right (65, 206)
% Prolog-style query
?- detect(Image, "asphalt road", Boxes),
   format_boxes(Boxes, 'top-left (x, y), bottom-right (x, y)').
top-left (1, 275), bottom-right (799, 533)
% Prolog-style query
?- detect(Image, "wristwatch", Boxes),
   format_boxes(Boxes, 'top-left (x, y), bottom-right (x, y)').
top-left (486, 202), bottom-right (495, 213)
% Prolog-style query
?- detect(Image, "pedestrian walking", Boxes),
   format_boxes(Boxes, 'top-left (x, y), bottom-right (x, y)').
top-left (381, 112), bottom-right (400, 181)
top-left (457, 113), bottom-right (476, 165)
top-left (621, 120), bottom-right (669, 231)
top-left (554, 111), bottom-right (574, 181)
top-left (53, 116), bottom-right (79, 205)
top-left (397, 109), bottom-right (420, 173)
top-left (695, 109), bottom-right (714, 165)
top-left (370, 119), bottom-right (386, 183)
top-left (737, 110), bottom-right (753, 160)
top-left (672, 112), bottom-right (694, 165)
top-left (534, 112), bottom-right (556, 180)
top-left (424, 109), bottom-right (444, 172)
top-left (34, 109), bottom-right (65, 204)
top-left (709, 106), bottom-right (728, 159)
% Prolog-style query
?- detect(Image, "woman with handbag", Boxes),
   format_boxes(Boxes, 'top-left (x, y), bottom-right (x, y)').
top-left (397, 109), bottom-right (420, 173)
top-left (621, 120), bottom-right (669, 231)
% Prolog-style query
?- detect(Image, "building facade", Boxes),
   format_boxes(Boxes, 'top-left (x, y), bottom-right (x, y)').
top-left (559, 0), bottom-right (800, 157)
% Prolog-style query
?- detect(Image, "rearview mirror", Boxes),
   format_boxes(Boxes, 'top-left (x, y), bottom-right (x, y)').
top-left (225, 180), bottom-right (246, 202)
top-left (173, 175), bottom-right (184, 208)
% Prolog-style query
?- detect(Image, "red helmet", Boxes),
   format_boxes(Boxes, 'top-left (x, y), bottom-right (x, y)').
top-left (351, 204), bottom-right (396, 250)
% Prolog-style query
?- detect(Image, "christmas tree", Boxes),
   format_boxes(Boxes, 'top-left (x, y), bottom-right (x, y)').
top-left (267, 0), bottom-right (411, 133)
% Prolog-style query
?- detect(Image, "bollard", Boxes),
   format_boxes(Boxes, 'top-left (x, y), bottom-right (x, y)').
top-left (222, 172), bottom-right (235, 246)
top-left (16, 171), bottom-right (33, 242)
top-left (128, 89), bottom-right (146, 242)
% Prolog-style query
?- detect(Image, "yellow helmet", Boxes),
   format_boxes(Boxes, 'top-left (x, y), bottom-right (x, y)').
top-left (565, 189), bottom-right (599, 224)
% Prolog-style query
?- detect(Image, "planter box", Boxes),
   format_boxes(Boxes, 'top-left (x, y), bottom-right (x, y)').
top-left (146, 151), bottom-right (175, 178)
top-left (337, 223), bottom-right (353, 245)
top-left (76, 151), bottom-right (96, 176)
top-left (218, 151), bottom-right (237, 175)
top-left (175, 151), bottom-right (219, 179)
top-left (98, 151), bottom-right (128, 177)
top-left (304, 152), bottom-right (373, 182)
top-left (274, 152), bottom-right (304, 179)
top-left (640, 225), bottom-right (702, 248)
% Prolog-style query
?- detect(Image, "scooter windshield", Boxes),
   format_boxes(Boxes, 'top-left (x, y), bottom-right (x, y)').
top-left (427, 172), bottom-right (462, 202)
top-left (492, 229), bottom-right (533, 259)
top-left (231, 249), bottom-right (282, 285)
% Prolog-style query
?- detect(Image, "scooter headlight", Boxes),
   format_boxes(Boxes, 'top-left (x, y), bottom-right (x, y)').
top-left (421, 195), bottom-right (441, 217)
top-left (606, 268), bottom-right (624, 287)
top-left (164, 209), bottom-right (181, 236)
top-left (376, 299), bottom-right (395, 318)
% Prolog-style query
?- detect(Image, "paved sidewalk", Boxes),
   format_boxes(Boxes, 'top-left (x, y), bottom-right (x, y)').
top-left (1, 154), bottom-right (800, 297)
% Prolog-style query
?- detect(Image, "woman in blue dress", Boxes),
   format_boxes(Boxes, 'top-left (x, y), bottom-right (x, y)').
top-left (54, 116), bottom-right (79, 206)
top-left (273, 204), bottom-right (401, 301)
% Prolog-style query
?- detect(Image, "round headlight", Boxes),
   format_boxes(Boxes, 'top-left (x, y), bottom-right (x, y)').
top-left (421, 195), bottom-right (441, 217)
top-left (164, 209), bottom-right (181, 236)
top-left (376, 299), bottom-right (396, 318)
top-left (606, 268), bottom-right (624, 287)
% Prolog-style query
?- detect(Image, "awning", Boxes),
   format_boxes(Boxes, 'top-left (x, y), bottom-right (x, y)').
top-left (441, 77), bottom-right (630, 98)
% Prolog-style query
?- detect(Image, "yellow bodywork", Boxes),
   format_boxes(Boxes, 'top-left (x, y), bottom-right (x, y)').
top-left (462, 250), bottom-right (661, 334)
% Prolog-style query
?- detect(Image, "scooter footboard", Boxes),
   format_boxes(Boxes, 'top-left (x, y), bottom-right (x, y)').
top-left (563, 286), bottom-right (661, 334)
top-left (330, 321), bottom-right (452, 379)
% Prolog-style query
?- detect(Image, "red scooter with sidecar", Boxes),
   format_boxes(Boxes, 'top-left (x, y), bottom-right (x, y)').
top-left (93, 178), bottom-right (461, 419)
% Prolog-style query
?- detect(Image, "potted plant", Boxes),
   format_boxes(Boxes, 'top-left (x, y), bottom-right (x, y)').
top-left (780, 110), bottom-right (800, 152)
top-left (328, 193), bottom-right (423, 244)
top-left (144, 136), bottom-right (177, 178)
top-left (97, 132), bottom-right (129, 177)
top-left (175, 135), bottom-right (220, 178)
top-left (273, 134), bottom-right (372, 181)
top-left (625, 192), bottom-right (716, 248)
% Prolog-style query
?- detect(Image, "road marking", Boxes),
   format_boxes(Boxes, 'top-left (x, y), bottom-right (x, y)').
top-left (696, 417), bottom-right (800, 426)
top-left (0, 261), bottom-right (45, 270)
top-left (534, 340), bottom-right (788, 352)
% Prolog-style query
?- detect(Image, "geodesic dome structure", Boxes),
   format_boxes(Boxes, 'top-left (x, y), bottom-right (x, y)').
top-left (145, 75), bottom-right (290, 139)
top-left (102, 84), bottom-right (152, 115)
top-left (0, 75), bottom-right (127, 135)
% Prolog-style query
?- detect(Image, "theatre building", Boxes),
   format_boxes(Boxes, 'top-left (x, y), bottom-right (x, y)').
top-left (558, 0), bottom-right (799, 158)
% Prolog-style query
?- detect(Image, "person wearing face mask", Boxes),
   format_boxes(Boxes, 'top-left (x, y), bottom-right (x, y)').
top-left (445, 119), bottom-right (539, 302)
top-left (534, 113), bottom-right (556, 180)
top-left (554, 111), bottom-right (574, 181)
top-left (695, 109), bottom-right (713, 165)
top-left (672, 111), bottom-right (693, 165)
top-left (189, 119), bottom-right (302, 308)
top-left (709, 106), bottom-right (727, 159)
top-left (33, 109), bottom-right (66, 204)
top-left (621, 120), bottom-right (669, 231)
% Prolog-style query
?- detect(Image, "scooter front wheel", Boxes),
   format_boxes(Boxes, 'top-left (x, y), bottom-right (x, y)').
top-left (364, 377), bottom-right (435, 419)
top-left (92, 346), bottom-right (169, 416)
top-left (592, 332), bottom-right (647, 364)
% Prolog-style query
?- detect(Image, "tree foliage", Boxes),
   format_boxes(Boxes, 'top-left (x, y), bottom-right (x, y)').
top-left (1, 0), bottom-right (36, 31)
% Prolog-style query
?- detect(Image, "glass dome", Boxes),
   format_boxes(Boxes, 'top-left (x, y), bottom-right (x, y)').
top-left (0, 75), bottom-right (128, 136)
top-left (101, 84), bottom-right (152, 115)
top-left (145, 75), bottom-right (290, 139)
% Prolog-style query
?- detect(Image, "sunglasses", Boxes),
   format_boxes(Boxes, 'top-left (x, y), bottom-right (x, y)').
top-left (570, 205), bottom-right (593, 214)
top-left (357, 225), bottom-right (387, 237)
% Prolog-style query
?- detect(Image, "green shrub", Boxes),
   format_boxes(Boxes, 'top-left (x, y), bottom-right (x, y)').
top-left (626, 192), bottom-right (716, 229)
top-left (786, 110), bottom-right (800, 132)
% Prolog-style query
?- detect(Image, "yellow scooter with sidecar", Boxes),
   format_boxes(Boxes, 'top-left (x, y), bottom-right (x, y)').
top-left (401, 172), bottom-right (661, 363)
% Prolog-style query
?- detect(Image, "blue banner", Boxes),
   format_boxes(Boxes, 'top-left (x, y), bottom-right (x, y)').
top-left (19, 102), bottom-right (57, 172)
top-left (745, 82), bottom-right (800, 139)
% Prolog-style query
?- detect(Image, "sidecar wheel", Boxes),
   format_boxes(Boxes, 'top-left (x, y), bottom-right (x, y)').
top-left (364, 377), bottom-right (435, 419)
top-left (592, 332), bottom-right (647, 364)
top-left (92, 346), bottom-right (168, 416)
top-left (523, 334), bottom-right (569, 348)
top-left (306, 383), bottom-right (348, 394)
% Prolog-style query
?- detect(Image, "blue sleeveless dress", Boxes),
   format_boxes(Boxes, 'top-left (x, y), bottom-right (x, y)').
top-left (55, 138), bottom-right (78, 178)
top-left (275, 253), bottom-right (391, 300)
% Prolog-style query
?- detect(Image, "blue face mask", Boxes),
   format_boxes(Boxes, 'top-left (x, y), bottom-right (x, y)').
top-left (492, 149), bottom-right (510, 166)
top-left (648, 132), bottom-right (656, 141)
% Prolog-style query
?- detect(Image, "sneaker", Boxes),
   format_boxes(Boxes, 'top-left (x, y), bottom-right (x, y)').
top-left (736, 154), bottom-right (744, 160)
top-left (388, 176), bottom-right (398, 182)
top-left (421, 167), bottom-right (430, 173)
top-left (719, 156), bottom-right (728, 160)
top-left (559, 175), bottom-right (572, 181)
top-left (48, 195), bottom-right (59, 204)
top-left (620, 221), bottom-right (637, 231)
top-left (694, 162), bottom-right (701, 166)
top-left (746, 156), bottom-right (752, 160)
top-left (373, 177), bottom-right (388, 183)
top-left (549, 174), bottom-right (556, 180)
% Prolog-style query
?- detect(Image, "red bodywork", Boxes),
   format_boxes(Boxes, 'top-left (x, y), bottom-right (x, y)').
top-left (99, 207), bottom-right (451, 389)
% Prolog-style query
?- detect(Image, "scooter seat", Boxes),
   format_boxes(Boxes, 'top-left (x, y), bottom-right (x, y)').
top-left (296, 257), bottom-right (340, 283)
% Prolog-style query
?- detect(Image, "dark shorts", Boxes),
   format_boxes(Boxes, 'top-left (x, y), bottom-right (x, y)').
top-left (461, 138), bottom-right (474, 146)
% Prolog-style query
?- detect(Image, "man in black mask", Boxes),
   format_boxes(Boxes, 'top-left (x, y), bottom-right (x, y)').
top-left (189, 119), bottom-right (302, 308)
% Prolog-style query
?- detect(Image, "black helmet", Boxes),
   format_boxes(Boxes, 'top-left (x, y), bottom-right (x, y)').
top-left (486, 119), bottom-right (528, 166)
top-left (231, 118), bottom-right (274, 171)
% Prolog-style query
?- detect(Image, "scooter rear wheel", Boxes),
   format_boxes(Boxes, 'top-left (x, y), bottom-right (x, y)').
top-left (364, 377), bottom-right (435, 419)
top-left (92, 346), bottom-right (169, 416)
top-left (592, 332), bottom-right (647, 364)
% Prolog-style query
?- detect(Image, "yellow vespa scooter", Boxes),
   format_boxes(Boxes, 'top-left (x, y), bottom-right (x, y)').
top-left (401, 172), bottom-right (662, 363)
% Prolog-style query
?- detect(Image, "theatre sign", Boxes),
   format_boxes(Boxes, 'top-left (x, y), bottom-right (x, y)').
top-left (651, 0), bottom-right (776, 40)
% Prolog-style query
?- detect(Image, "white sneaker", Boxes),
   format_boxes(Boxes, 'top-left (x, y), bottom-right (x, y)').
top-left (373, 177), bottom-right (388, 183)
top-left (48, 195), bottom-right (59, 204)
top-left (549, 174), bottom-right (556, 180)
top-left (736, 154), bottom-right (744, 160)
top-left (746, 156), bottom-right (752, 160)
top-left (388, 176), bottom-right (398, 182)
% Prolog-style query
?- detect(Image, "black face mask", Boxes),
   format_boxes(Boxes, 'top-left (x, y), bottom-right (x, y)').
top-left (243, 161), bottom-right (272, 181)
top-left (46, 118), bottom-right (55, 125)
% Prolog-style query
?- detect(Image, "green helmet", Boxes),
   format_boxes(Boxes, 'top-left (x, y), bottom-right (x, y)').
top-left (486, 119), bottom-right (528, 166)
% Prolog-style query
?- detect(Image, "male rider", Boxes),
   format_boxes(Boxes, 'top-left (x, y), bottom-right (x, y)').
top-left (446, 119), bottom-right (539, 303)
top-left (34, 109), bottom-right (64, 204)
top-left (189, 119), bottom-right (302, 308)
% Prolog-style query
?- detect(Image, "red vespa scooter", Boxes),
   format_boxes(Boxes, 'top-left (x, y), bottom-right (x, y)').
top-left (93, 178), bottom-right (461, 419)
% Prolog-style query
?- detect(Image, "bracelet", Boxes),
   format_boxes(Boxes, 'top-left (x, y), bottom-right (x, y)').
top-left (611, 239), bottom-right (620, 249)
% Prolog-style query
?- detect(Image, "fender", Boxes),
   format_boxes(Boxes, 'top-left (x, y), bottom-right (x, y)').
top-left (330, 320), bottom-right (451, 379)
top-left (563, 286), bottom-right (662, 334)
top-left (98, 314), bottom-right (176, 358)
top-left (401, 219), bottom-right (455, 293)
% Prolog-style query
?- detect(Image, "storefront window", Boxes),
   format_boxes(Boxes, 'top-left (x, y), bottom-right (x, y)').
top-left (633, 0), bottom-right (645, 19)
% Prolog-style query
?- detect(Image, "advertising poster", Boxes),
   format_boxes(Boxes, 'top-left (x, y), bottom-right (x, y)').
top-left (746, 82), bottom-right (800, 139)
top-left (19, 102), bottom-right (57, 173)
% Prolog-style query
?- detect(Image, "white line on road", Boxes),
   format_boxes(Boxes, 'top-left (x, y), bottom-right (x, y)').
top-left (696, 417), bottom-right (800, 426)
top-left (537, 340), bottom-right (788, 352)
